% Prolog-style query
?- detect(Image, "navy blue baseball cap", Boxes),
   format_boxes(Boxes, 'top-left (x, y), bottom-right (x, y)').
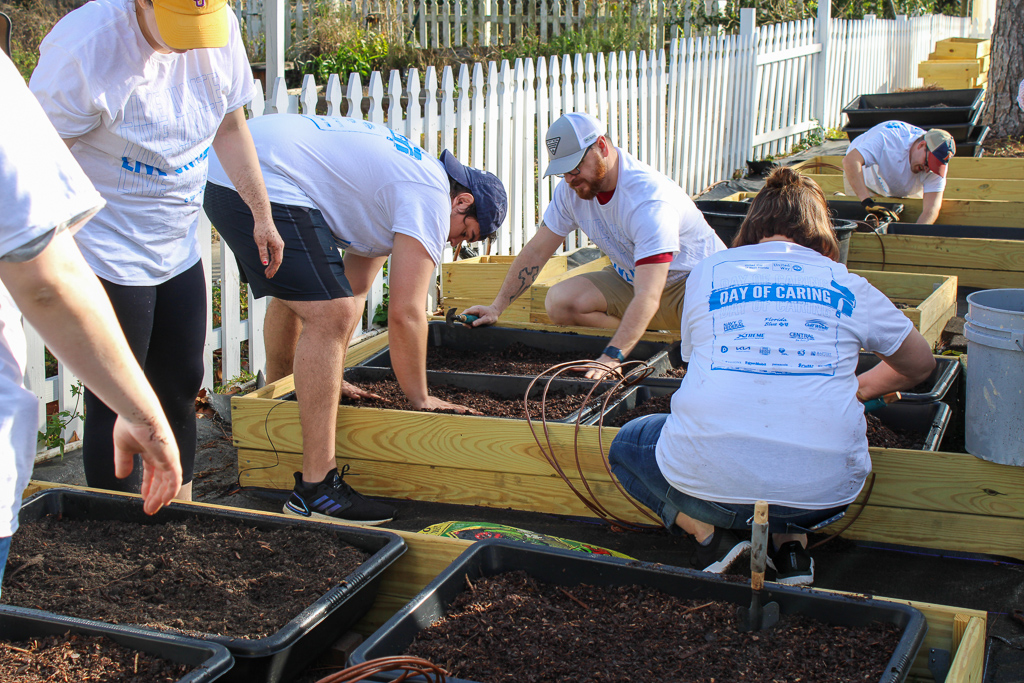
top-left (440, 150), bottom-right (508, 239)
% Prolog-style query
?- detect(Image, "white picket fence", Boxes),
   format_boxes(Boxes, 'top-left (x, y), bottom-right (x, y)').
top-left (25, 10), bottom-right (987, 448)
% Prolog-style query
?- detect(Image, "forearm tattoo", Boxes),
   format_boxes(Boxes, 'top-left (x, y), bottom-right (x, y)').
top-left (508, 266), bottom-right (540, 304)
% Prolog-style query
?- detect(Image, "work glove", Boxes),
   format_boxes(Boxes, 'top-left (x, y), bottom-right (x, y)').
top-left (860, 198), bottom-right (900, 223)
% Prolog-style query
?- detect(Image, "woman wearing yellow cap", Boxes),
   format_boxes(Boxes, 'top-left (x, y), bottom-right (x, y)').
top-left (29, 0), bottom-right (280, 502)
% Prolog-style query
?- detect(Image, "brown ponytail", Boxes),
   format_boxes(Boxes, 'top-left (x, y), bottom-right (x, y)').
top-left (732, 167), bottom-right (840, 261)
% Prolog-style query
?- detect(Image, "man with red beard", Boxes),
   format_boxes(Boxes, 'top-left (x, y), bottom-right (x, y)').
top-left (465, 112), bottom-right (724, 378)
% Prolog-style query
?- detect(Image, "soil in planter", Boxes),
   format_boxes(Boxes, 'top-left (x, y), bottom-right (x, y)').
top-left (1, 632), bottom-right (191, 682)
top-left (426, 342), bottom-right (601, 376)
top-left (601, 398), bottom-right (925, 448)
top-left (342, 372), bottom-right (607, 420)
top-left (2, 516), bottom-right (369, 640)
top-left (405, 570), bottom-right (902, 683)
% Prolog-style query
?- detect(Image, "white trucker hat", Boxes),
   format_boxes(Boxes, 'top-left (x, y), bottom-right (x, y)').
top-left (543, 112), bottom-right (606, 177)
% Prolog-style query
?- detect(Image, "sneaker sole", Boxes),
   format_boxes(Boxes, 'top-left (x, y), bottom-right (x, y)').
top-left (701, 540), bottom-right (752, 573)
top-left (767, 557), bottom-right (815, 586)
top-left (282, 503), bottom-right (392, 526)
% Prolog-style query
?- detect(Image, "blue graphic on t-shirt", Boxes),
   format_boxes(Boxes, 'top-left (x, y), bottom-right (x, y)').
top-left (708, 259), bottom-right (850, 377)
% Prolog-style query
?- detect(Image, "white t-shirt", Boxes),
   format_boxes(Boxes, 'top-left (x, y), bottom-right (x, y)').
top-left (656, 241), bottom-right (914, 510)
top-left (847, 121), bottom-right (946, 199)
top-left (29, 0), bottom-right (254, 285)
top-left (0, 53), bottom-right (104, 537)
top-left (207, 114), bottom-right (451, 265)
top-left (541, 148), bottom-right (724, 285)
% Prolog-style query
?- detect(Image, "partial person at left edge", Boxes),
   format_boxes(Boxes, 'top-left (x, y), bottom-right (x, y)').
top-left (1, 50), bottom-right (182, 593)
top-left (29, 0), bottom-right (280, 502)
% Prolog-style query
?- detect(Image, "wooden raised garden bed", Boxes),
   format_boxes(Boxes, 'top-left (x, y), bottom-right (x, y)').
top-left (851, 269), bottom-right (957, 349)
top-left (441, 254), bottom-right (569, 323)
top-left (790, 154), bottom-right (1024, 181)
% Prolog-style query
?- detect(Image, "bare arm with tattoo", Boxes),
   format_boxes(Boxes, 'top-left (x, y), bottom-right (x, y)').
top-left (463, 224), bottom-right (566, 326)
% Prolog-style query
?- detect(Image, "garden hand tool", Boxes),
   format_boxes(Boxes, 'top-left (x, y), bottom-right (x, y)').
top-left (445, 307), bottom-right (478, 327)
top-left (738, 500), bottom-right (780, 632)
top-left (863, 391), bottom-right (901, 414)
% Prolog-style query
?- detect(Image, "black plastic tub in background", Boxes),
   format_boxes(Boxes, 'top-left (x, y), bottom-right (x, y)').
top-left (841, 89), bottom-right (985, 128)
top-left (0, 609), bottom-right (234, 682)
top-left (341, 365), bottom-right (623, 425)
top-left (856, 352), bottom-right (961, 403)
top-left (870, 401), bottom-right (951, 451)
top-left (843, 105), bottom-right (984, 144)
top-left (350, 540), bottom-right (928, 683)
top-left (8, 489), bottom-right (407, 683)
top-left (953, 125), bottom-right (989, 157)
top-left (357, 321), bottom-right (677, 377)
top-left (885, 223), bottom-right (1024, 241)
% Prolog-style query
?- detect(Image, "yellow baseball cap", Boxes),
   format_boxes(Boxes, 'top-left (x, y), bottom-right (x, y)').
top-left (152, 0), bottom-right (229, 50)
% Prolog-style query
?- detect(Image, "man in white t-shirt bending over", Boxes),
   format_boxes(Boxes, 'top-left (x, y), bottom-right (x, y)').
top-left (205, 114), bottom-right (507, 525)
top-left (843, 121), bottom-right (955, 225)
top-left (466, 112), bottom-right (724, 378)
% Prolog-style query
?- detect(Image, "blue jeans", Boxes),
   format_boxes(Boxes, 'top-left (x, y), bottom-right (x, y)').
top-left (607, 414), bottom-right (847, 535)
top-left (0, 535), bottom-right (10, 598)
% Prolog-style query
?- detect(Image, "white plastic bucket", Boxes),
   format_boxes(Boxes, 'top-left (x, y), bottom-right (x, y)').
top-left (964, 289), bottom-right (1024, 465)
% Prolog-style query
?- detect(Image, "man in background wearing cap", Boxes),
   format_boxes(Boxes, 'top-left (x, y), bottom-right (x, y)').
top-left (843, 121), bottom-right (955, 224)
top-left (465, 112), bottom-right (724, 379)
top-left (29, 0), bottom-right (278, 503)
top-left (205, 114), bottom-right (507, 524)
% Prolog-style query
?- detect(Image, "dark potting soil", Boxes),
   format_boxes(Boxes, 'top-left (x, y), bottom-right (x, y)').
top-left (604, 394), bottom-right (674, 427)
top-left (342, 371), bottom-right (607, 420)
top-left (1, 632), bottom-right (191, 682)
top-left (2, 516), bottom-right (369, 640)
top-left (405, 570), bottom-right (902, 683)
top-left (865, 413), bottom-right (923, 449)
top-left (600, 397), bottom-right (924, 448)
top-left (427, 341), bottom-right (600, 376)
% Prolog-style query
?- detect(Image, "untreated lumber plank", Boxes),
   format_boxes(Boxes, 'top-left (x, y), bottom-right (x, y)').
top-left (792, 155), bottom-right (1024, 180)
top-left (803, 173), bottom-right (1024, 202)
top-left (946, 615), bottom-right (986, 683)
top-left (848, 261), bottom-right (1024, 290)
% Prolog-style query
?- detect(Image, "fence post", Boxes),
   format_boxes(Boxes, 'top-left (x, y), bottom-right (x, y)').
top-left (265, 0), bottom-right (286, 105)
top-left (814, 0), bottom-right (830, 129)
top-left (739, 8), bottom-right (758, 161)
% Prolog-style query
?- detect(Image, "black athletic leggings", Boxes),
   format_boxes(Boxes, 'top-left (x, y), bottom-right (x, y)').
top-left (82, 261), bottom-right (206, 491)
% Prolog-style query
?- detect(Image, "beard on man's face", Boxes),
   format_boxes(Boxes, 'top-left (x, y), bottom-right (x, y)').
top-left (567, 155), bottom-right (608, 200)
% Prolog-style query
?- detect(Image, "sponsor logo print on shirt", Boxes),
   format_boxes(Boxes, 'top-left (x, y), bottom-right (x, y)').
top-left (805, 319), bottom-right (829, 331)
top-left (723, 320), bottom-right (744, 332)
top-left (789, 332), bottom-right (815, 341)
top-left (735, 333), bottom-right (764, 340)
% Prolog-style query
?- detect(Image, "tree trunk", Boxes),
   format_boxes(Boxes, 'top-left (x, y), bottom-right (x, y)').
top-left (983, 0), bottom-right (1024, 137)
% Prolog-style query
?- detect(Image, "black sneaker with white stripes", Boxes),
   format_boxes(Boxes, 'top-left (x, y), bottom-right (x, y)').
top-left (768, 540), bottom-right (815, 586)
top-left (283, 466), bottom-right (396, 525)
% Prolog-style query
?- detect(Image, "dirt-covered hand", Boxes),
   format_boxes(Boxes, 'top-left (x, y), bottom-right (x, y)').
top-left (583, 356), bottom-right (624, 381)
top-left (253, 217), bottom-right (284, 278)
top-left (421, 395), bottom-right (483, 415)
top-left (112, 416), bottom-right (182, 515)
top-left (341, 380), bottom-right (385, 401)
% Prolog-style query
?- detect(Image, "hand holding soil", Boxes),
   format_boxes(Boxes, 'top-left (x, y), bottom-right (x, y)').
top-left (340, 380), bottom-right (385, 402)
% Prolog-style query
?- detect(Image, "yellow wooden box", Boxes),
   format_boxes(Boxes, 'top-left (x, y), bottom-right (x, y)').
top-left (441, 254), bottom-right (570, 322)
top-left (798, 172), bottom-right (1021, 202)
top-left (851, 269), bottom-right (958, 349)
top-left (932, 37), bottom-right (990, 60)
top-left (918, 59), bottom-right (985, 81)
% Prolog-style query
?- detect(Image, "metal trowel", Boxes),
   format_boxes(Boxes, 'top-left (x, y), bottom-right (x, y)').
top-left (445, 307), bottom-right (478, 327)
top-left (738, 500), bottom-right (780, 632)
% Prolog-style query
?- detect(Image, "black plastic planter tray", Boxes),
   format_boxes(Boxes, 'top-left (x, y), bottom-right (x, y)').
top-left (871, 401), bottom-right (951, 451)
top-left (856, 352), bottom-right (960, 402)
top-left (10, 489), bottom-right (407, 683)
top-left (885, 223), bottom-right (1024, 241)
top-left (358, 321), bottom-right (676, 378)
top-left (583, 376), bottom-right (680, 426)
top-left (700, 209), bottom-right (858, 260)
top-left (0, 608), bottom-right (234, 682)
top-left (954, 125), bottom-right (989, 157)
top-left (342, 365), bottom-right (621, 424)
top-left (841, 89), bottom-right (984, 128)
top-left (350, 540), bottom-right (928, 683)
top-left (844, 106), bottom-right (984, 144)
